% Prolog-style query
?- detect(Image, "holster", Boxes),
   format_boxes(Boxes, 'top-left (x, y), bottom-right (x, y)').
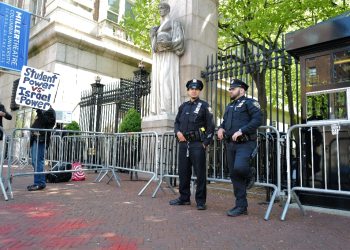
top-left (223, 133), bottom-right (250, 143)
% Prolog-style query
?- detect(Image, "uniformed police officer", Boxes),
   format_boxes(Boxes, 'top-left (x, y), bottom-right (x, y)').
top-left (170, 79), bottom-right (215, 210)
top-left (218, 79), bottom-right (262, 217)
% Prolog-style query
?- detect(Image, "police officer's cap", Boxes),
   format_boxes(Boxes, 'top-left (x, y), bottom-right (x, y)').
top-left (186, 79), bottom-right (203, 91)
top-left (229, 79), bottom-right (248, 91)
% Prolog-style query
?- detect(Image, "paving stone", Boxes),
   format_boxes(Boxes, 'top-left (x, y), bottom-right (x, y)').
top-left (1, 169), bottom-right (350, 249)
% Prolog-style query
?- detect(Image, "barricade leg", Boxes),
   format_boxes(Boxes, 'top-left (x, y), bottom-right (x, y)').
top-left (281, 188), bottom-right (308, 221)
top-left (292, 188), bottom-right (307, 215)
top-left (7, 178), bottom-right (13, 200)
top-left (281, 196), bottom-right (291, 221)
top-left (152, 179), bottom-right (168, 198)
top-left (0, 177), bottom-right (8, 201)
top-left (105, 170), bottom-right (122, 187)
top-left (93, 169), bottom-right (108, 183)
top-left (99, 170), bottom-right (122, 184)
top-left (138, 174), bottom-right (156, 196)
top-left (152, 176), bottom-right (179, 198)
top-left (164, 177), bottom-right (177, 194)
top-left (255, 183), bottom-right (278, 220)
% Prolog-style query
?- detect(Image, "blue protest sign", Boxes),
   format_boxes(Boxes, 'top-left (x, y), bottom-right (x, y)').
top-left (0, 2), bottom-right (31, 72)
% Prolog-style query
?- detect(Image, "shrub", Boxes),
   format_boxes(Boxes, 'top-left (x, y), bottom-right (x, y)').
top-left (119, 108), bottom-right (142, 133)
top-left (65, 121), bottom-right (81, 135)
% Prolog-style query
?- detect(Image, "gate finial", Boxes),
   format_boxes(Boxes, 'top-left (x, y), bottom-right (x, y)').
top-left (138, 59), bottom-right (144, 69)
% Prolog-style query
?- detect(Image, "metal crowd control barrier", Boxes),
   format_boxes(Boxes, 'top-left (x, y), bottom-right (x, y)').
top-left (281, 121), bottom-right (350, 221)
top-left (12, 136), bottom-right (31, 169)
top-left (4, 128), bottom-right (120, 200)
top-left (63, 133), bottom-right (122, 186)
top-left (97, 132), bottom-right (161, 196)
top-left (0, 126), bottom-right (8, 200)
top-left (154, 126), bottom-right (283, 220)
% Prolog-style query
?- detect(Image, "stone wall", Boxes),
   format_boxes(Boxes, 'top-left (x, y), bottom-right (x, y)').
top-left (0, 0), bottom-right (151, 134)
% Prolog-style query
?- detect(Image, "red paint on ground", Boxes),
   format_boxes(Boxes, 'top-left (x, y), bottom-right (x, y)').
top-left (0, 201), bottom-right (138, 249)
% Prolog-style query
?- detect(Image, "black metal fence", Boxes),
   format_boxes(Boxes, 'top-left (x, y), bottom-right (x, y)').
top-left (203, 35), bottom-right (300, 132)
top-left (79, 69), bottom-right (151, 133)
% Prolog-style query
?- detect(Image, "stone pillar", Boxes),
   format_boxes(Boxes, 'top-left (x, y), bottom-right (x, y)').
top-left (168, 0), bottom-right (219, 103)
top-left (141, 0), bottom-right (218, 134)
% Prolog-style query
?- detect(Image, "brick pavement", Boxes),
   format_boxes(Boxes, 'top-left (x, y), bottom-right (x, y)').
top-left (1, 168), bottom-right (350, 250)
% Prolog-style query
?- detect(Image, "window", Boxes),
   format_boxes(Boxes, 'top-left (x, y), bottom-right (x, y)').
top-left (107, 0), bottom-right (134, 24)
top-left (305, 55), bottom-right (331, 86)
top-left (125, 1), bottom-right (134, 19)
top-left (108, 0), bottom-right (119, 23)
top-left (31, 0), bottom-right (45, 26)
top-left (307, 90), bottom-right (347, 122)
top-left (333, 50), bottom-right (350, 84)
top-left (309, 67), bottom-right (316, 77)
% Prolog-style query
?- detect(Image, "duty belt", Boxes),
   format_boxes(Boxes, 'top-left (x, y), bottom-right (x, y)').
top-left (223, 133), bottom-right (250, 143)
top-left (183, 130), bottom-right (202, 142)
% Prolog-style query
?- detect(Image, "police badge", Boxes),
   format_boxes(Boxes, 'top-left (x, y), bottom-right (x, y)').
top-left (208, 106), bottom-right (213, 115)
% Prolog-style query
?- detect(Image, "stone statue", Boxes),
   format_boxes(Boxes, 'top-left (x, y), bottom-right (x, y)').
top-left (149, 2), bottom-right (185, 115)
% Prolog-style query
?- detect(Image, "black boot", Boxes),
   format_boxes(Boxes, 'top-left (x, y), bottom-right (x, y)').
top-left (227, 206), bottom-right (248, 217)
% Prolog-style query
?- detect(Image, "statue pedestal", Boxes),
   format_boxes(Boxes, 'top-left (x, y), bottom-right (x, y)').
top-left (141, 114), bottom-right (176, 135)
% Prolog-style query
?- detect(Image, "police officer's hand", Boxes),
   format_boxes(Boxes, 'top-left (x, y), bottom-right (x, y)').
top-left (0, 111), bottom-right (5, 117)
top-left (202, 144), bottom-right (206, 148)
top-left (177, 131), bottom-right (187, 142)
top-left (218, 128), bottom-right (225, 140)
top-left (232, 131), bottom-right (243, 141)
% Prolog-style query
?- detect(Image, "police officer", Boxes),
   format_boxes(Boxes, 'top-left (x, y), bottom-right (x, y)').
top-left (218, 79), bottom-right (262, 217)
top-left (170, 79), bottom-right (215, 210)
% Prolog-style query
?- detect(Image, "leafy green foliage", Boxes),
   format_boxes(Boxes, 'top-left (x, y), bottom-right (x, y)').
top-left (121, 0), bottom-right (350, 125)
top-left (121, 0), bottom-right (161, 51)
top-left (218, 0), bottom-right (350, 51)
top-left (122, 0), bottom-right (350, 52)
top-left (65, 121), bottom-right (81, 135)
top-left (119, 108), bottom-right (142, 133)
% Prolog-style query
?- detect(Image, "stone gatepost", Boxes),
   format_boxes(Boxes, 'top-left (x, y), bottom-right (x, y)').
top-left (141, 0), bottom-right (218, 135)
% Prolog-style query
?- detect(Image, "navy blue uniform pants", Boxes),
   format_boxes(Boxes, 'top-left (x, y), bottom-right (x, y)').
top-left (178, 141), bottom-right (207, 204)
top-left (226, 141), bottom-right (255, 207)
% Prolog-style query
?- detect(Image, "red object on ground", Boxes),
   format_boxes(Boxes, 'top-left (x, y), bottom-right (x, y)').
top-left (71, 162), bottom-right (85, 181)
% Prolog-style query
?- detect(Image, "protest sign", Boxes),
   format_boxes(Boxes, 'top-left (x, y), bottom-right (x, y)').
top-left (0, 2), bottom-right (31, 71)
top-left (15, 66), bottom-right (60, 110)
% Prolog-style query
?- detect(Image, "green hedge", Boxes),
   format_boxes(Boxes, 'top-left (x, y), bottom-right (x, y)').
top-left (65, 121), bottom-right (81, 135)
top-left (119, 108), bottom-right (142, 133)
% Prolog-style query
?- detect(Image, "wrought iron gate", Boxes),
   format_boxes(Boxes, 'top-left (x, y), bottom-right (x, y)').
top-left (79, 68), bottom-right (151, 133)
top-left (202, 35), bottom-right (300, 132)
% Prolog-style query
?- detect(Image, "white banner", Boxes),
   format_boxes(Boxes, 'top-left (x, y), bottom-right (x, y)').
top-left (15, 66), bottom-right (60, 110)
top-left (56, 111), bottom-right (72, 123)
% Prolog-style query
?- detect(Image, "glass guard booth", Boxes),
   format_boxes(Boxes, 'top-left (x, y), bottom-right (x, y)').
top-left (286, 11), bottom-right (350, 210)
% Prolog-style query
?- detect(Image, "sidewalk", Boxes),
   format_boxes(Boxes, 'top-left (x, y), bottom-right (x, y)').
top-left (1, 169), bottom-right (350, 250)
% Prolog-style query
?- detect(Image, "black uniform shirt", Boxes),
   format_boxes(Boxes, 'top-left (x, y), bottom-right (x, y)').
top-left (174, 98), bottom-right (215, 147)
top-left (219, 96), bottom-right (263, 136)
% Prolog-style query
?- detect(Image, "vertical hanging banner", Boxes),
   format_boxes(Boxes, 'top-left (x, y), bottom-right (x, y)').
top-left (15, 66), bottom-right (60, 110)
top-left (0, 2), bottom-right (31, 71)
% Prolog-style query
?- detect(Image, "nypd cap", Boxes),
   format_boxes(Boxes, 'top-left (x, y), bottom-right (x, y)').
top-left (229, 79), bottom-right (248, 91)
top-left (186, 79), bottom-right (203, 91)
